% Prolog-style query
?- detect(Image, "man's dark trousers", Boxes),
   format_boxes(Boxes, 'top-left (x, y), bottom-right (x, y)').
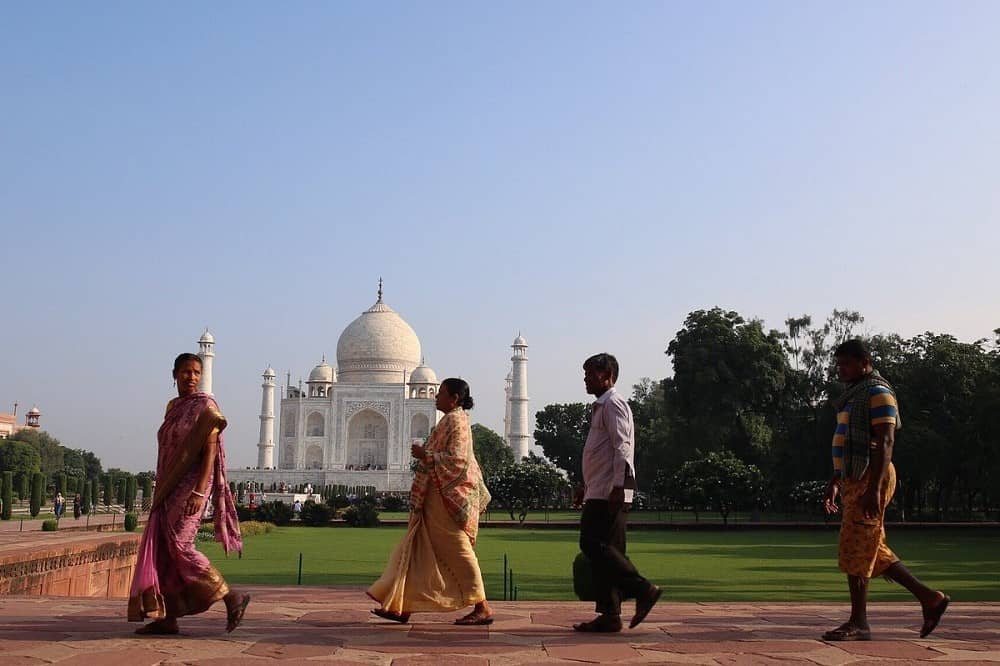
top-left (580, 499), bottom-right (650, 615)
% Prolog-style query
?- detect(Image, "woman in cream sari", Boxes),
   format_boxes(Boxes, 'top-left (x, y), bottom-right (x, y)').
top-left (368, 377), bottom-right (494, 625)
top-left (128, 353), bottom-right (250, 635)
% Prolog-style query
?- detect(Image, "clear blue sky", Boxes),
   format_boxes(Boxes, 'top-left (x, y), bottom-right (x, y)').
top-left (2, 2), bottom-right (998, 471)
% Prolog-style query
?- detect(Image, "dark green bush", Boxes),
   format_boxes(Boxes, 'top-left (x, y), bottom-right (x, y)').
top-left (1, 471), bottom-right (12, 520)
top-left (42, 519), bottom-right (58, 532)
top-left (254, 500), bottom-right (294, 526)
top-left (30, 472), bottom-right (44, 517)
top-left (81, 480), bottom-right (92, 515)
top-left (124, 512), bottom-right (138, 532)
top-left (343, 498), bottom-right (380, 527)
top-left (300, 500), bottom-right (333, 526)
top-left (236, 505), bottom-right (254, 522)
top-left (326, 494), bottom-right (351, 510)
top-left (380, 494), bottom-right (407, 512)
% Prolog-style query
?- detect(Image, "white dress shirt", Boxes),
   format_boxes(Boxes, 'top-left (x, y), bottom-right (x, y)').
top-left (582, 387), bottom-right (637, 502)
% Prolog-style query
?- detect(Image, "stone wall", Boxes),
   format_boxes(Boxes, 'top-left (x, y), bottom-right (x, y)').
top-left (0, 533), bottom-right (139, 598)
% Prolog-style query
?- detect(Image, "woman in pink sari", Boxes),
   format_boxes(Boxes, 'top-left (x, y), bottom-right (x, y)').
top-left (368, 377), bottom-right (494, 625)
top-left (128, 353), bottom-right (250, 635)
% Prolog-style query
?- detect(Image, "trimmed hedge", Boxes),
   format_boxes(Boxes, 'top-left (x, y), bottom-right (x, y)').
top-left (42, 519), bottom-right (58, 532)
top-left (124, 512), bottom-right (138, 532)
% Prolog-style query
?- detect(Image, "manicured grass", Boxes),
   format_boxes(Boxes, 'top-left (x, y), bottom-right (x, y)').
top-left (199, 526), bottom-right (1000, 602)
top-left (378, 509), bottom-right (835, 524)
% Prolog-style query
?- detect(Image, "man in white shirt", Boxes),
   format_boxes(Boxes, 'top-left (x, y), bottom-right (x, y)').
top-left (573, 353), bottom-right (661, 633)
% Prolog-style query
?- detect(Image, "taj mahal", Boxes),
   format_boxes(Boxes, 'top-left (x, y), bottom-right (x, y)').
top-left (205, 283), bottom-right (532, 492)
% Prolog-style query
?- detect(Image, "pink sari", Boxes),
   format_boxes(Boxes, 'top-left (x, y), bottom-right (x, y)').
top-left (128, 392), bottom-right (242, 622)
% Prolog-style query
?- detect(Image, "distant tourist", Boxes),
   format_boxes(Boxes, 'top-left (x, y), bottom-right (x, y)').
top-left (821, 340), bottom-right (949, 641)
top-left (369, 378), bottom-right (494, 625)
top-left (127, 352), bottom-right (250, 635)
top-left (293, 499), bottom-right (302, 516)
top-left (53, 492), bottom-right (66, 520)
top-left (572, 353), bottom-right (661, 633)
top-left (73, 493), bottom-right (82, 520)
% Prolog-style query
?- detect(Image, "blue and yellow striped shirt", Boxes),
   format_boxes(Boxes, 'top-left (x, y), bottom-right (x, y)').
top-left (832, 386), bottom-right (898, 477)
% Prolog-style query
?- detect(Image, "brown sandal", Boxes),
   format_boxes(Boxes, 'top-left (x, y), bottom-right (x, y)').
top-left (454, 610), bottom-right (494, 625)
top-left (226, 594), bottom-right (251, 633)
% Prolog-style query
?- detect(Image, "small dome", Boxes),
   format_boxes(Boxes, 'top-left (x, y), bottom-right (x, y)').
top-left (308, 360), bottom-right (334, 383)
top-left (199, 329), bottom-right (215, 344)
top-left (513, 334), bottom-right (527, 346)
top-left (263, 366), bottom-right (276, 377)
top-left (409, 363), bottom-right (438, 385)
top-left (27, 405), bottom-right (40, 415)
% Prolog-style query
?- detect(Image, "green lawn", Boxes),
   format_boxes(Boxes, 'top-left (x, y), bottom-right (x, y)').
top-left (199, 526), bottom-right (1000, 602)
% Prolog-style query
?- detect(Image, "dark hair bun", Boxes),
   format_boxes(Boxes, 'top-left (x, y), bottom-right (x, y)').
top-left (462, 395), bottom-right (474, 410)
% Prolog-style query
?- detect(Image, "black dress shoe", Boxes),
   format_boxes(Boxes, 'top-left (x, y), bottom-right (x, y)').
top-left (629, 585), bottom-right (662, 628)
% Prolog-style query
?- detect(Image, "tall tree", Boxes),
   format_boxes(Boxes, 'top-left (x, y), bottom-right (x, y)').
top-left (7, 429), bottom-right (64, 476)
top-left (471, 424), bottom-right (514, 479)
top-left (534, 403), bottom-right (591, 485)
top-left (666, 308), bottom-right (788, 463)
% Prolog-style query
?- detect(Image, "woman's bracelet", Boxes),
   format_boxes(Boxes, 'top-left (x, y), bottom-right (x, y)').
top-left (191, 490), bottom-right (206, 498)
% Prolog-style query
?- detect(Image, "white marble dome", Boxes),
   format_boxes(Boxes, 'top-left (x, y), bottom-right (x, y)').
top-left (308, 360), bottom-right (334, 383)
top-left (408, 363), bottom-right (438, 385)
top-left (199, 329), bottom-right (215, 344)
top-left (336, 295), bottom-right (421, 384)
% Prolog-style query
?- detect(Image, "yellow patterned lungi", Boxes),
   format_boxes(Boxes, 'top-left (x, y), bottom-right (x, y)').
top-left (838, 462), bottom-right (900, 578)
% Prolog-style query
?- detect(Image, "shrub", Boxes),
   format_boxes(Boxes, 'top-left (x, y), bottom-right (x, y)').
top-left (124, 512), bottom-right (138, 532)
top-left (81, 480), bottom-right (92, 515)
top-left (236, 505), bottom-right (254, 522)
top-left (380, 495), bottom-right (407, 512)
top-left (238, 520), bottom-right (276, 537)
top-left (1, 471), bottom-right (12, 520)
top-left (300, 500), bottom-right (333, 527)
top-left (30, 472), bottom-right (44, 517)
top-left (42, 519), bottom-right (58, 532)
top-left (326, 494), bottom-right (351, 510)
top-left (255, 500), bottom-right (294, 526)
top-left (343, 497), bottom-right (380, 527)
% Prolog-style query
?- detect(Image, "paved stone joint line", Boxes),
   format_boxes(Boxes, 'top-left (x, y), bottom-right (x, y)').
top-left (0, 587), bottom-right (997, 664)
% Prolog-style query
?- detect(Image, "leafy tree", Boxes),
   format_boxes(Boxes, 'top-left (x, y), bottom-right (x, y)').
top-left (55, 472), bottom-right (67, 496)
top-left (629, 378), bottom-right (673, 488)
top-left (0, 439), bottom-right (42, 489)
top-left (669, 451), bottom-right (763, 525)
top-left (471, 423), bottom-right (514, 479)
top-left (7, 429), bottom-right (64, 476)
top-left (666, 308), bottom-right (789, 464)
top-left (534, 403), bottom-right (590, 485)
top-left (487, 456), bottom-right (569, 523)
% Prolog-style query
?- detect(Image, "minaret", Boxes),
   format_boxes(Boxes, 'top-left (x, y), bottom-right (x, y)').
top-left (258, 366), bottom-right (276, 469)
top-left (503, 371), bottom-right (513, 444)
top-left (197, 329), bottom-right (215, 394)
top-left (509, 334), bottom-right (532, 460)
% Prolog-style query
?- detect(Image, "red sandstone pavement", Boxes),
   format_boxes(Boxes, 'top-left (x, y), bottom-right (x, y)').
top-left (0, 587), bottom-right (997, 664)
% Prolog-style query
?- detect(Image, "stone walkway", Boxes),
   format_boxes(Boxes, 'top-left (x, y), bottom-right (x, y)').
top-left (1, 587), bottom-right (998, 664)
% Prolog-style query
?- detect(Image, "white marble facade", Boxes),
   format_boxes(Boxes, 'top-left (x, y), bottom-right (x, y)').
top-left (228, 283), bottom-right (440, 492)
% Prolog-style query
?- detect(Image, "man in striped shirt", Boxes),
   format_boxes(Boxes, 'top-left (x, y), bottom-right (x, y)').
top-left (821, 339), bottom-right (949, 641)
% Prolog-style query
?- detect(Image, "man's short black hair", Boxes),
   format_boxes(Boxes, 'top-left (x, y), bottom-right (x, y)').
top-left (834, 338), bottom-right (871, 362)
top-left (583, 353), bottom-right (619, 382)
